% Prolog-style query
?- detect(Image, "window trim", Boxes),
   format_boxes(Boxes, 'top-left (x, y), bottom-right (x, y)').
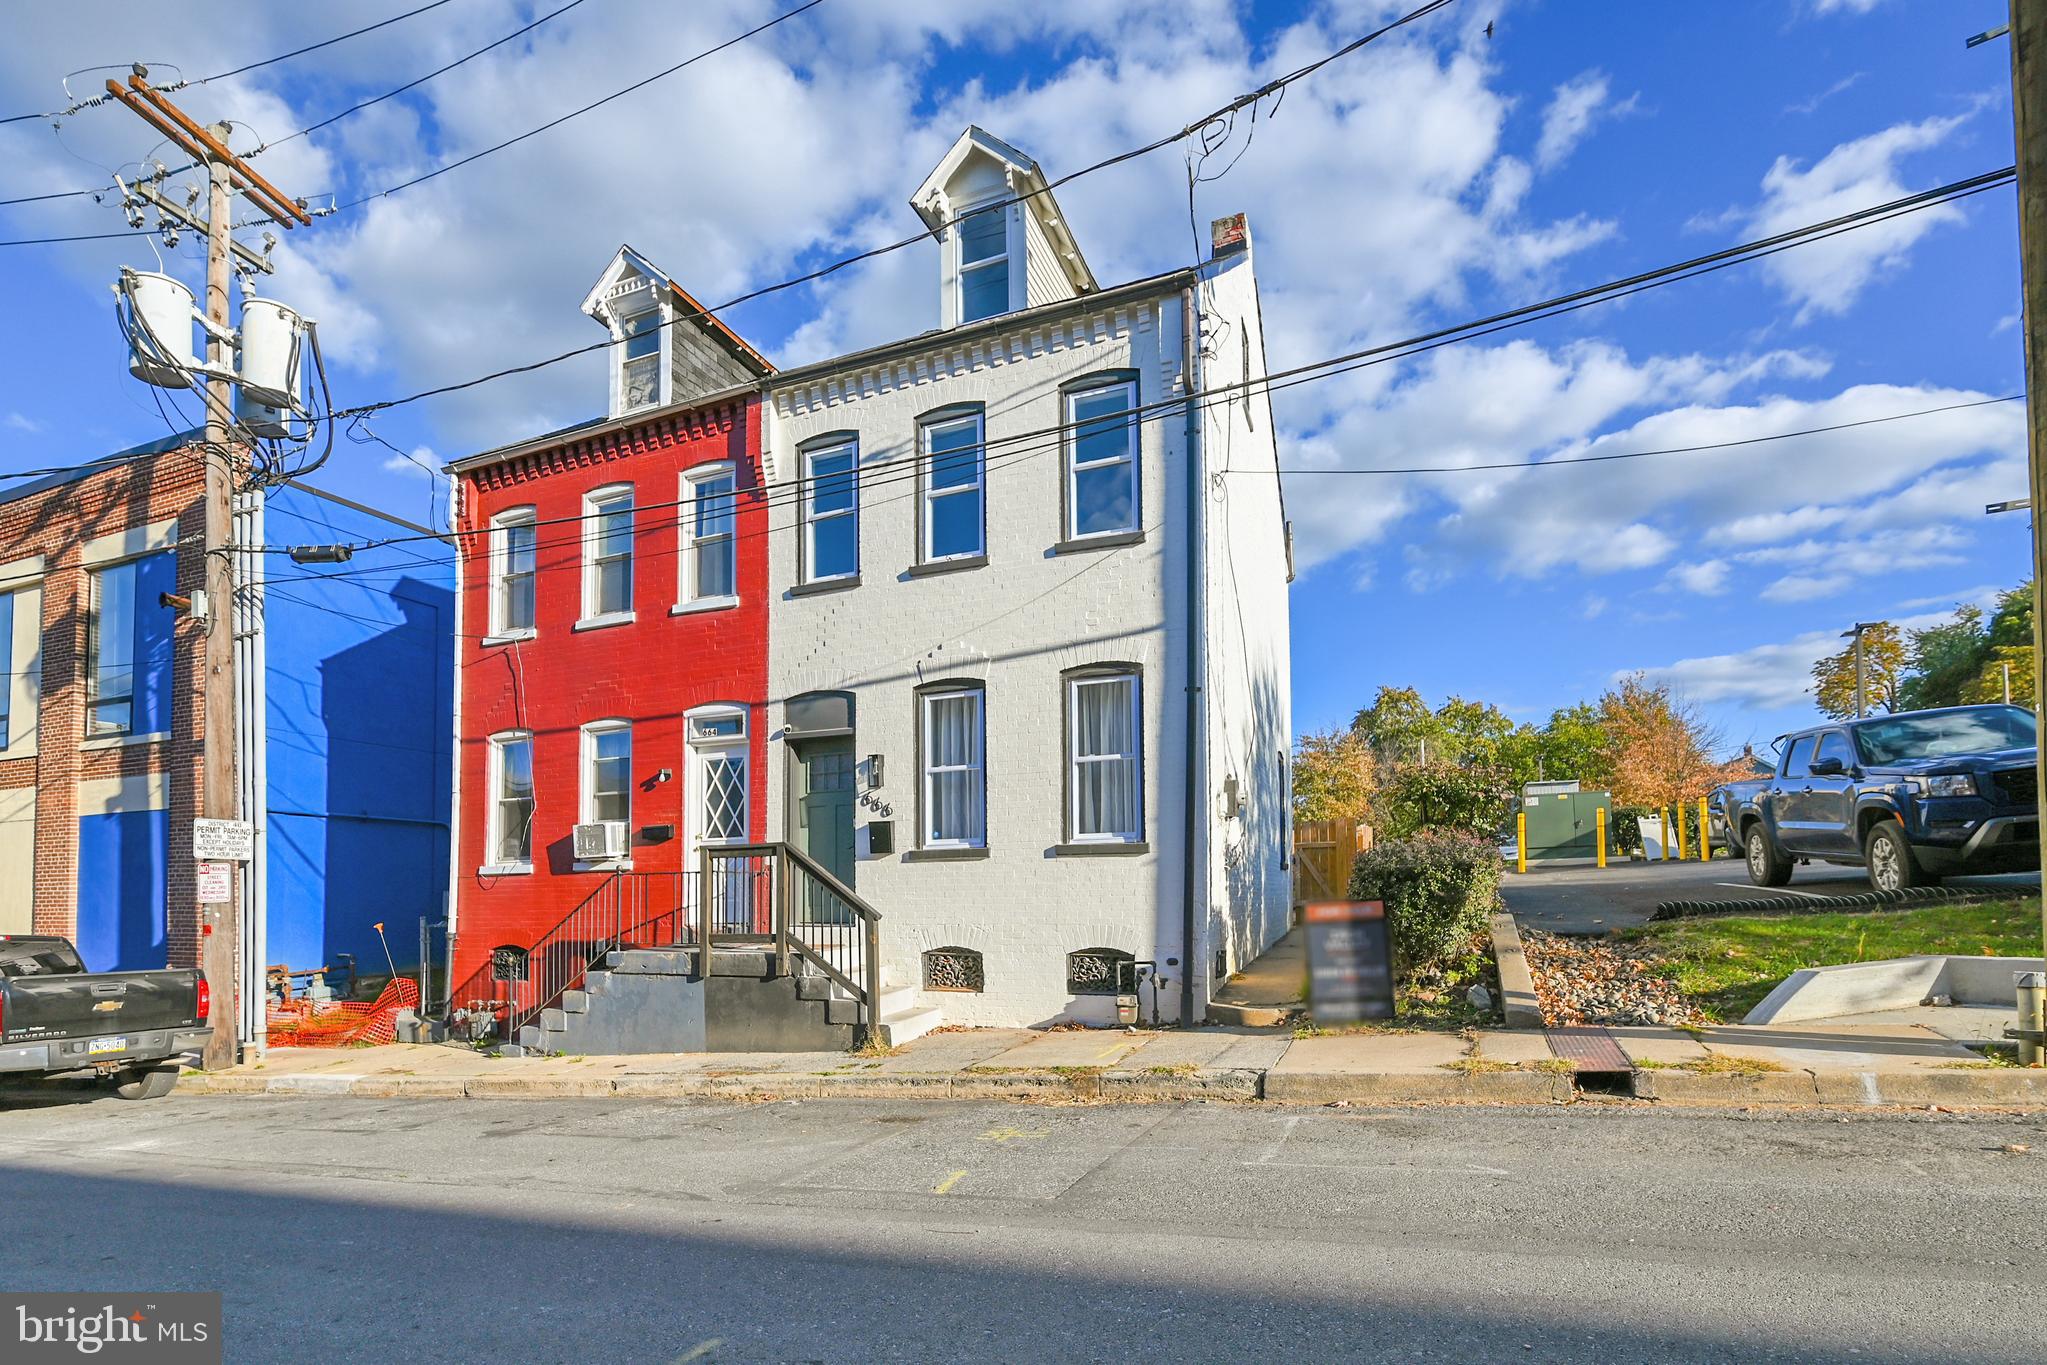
top-left (488, 505), bottom-right (538, 640)
top-left (1062, 664), bottom-right (1145, 845)
top-left (1061, 372), bottom-right (1142, 543)
top-left (616, 304), bottom-right (665, 416)
top-left (799, 433), bottom-right (860, 585)
top-left (915, 679), bottom-right (987, 851)
top-left (579, 717), bottom-right (633, 833)
top-left (579, 483), bottom-right (635, 626)
top-left (678, 462), bottom-right (740, 609)
top-left (916, 404), bottom-right (987, 566)
top-left (952, 201), bottom-right (1014, 325)
top-left (84, 556), bottom-right (151, 739)
top-left (484, 729), bottom-right (535, 874)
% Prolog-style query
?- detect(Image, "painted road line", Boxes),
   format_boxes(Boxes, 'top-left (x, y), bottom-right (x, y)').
top-left (934, 1169), bottom-right (967, 1195)
top-left (977, 1127), bottom-right (1047, 1143)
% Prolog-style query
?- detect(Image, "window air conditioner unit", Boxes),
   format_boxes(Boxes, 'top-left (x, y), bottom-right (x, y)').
top-left (573, 822), bottom-right (628, 860)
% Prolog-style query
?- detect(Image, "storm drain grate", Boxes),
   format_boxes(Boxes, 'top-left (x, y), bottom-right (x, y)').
top-left (1544, 1026), bottom-right (1633, 1075)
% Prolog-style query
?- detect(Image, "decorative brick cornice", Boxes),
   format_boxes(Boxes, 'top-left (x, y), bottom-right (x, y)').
top-left (469, 398), bottom-right (744, 494)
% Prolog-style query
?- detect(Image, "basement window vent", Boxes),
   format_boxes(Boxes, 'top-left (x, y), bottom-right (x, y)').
top-left (923, 947), bottom-right (985, 993)
top-left (492, 945), bottom-right (530, 984)
top-left (1066, 948), bottom-right (1133, 997)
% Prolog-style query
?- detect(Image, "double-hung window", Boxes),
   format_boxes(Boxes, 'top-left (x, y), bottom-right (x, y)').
top-left (1068, 671), bottom-right (1143, 843)
top-left (920, 409), bottom-right (985, 563)
top-left (802, 439), bottom-right (859, 583)
top-left (620, 310), bottom-right (660, 412)
top-left (85, 551), bottom-right (175, 738)
top-left (955, 206), bottom-right (1010, 323)
top-left (488, 731), bottom-right (535, 868)
top-left (582, 720), bottom-right (632, 830)
top-left (582, 485), bottom-right (634, 622)
top-left (1065, 376), bottom-right (1140, 540)
top-left (490, 507), bottom-right (537, 636)
top-left (921, 685), bottom-right (986, 849)
top-left (680, 465), bottom-right (737, 605)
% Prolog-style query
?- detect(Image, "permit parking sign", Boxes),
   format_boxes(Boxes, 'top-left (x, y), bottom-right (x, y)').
top-left (191, 819), bottom-right (253, 863)
top-left (1305, 899), bottom-right (1396, 1023)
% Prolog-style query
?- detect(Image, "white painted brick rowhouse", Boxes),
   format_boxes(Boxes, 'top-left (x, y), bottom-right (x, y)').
top-left (761, 129), bottom-right (1292, 1028)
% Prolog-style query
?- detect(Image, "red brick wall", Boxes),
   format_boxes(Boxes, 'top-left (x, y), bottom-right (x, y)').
top-left (0, 450), bottom-right (211, 968)
top-left (449, 397), bottom-right (770, 987)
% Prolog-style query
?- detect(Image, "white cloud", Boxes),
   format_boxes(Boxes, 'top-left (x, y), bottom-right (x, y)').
top-left (2, 412), bottom-right (42, 433)
top-left (1634, 607), bottom-right (1965, 712)
top-left (1812, 0), bottom-right (1887, 12)
top-left (1743, 113), bottom-right (1979, 320)
top-left (1667, 560), bottom-right (1730, 595)
top-left (1535, 70), bottom-right (1634, 170)
top-left (380, 446), bottom-right (443, 482)
top-left (1759, 573), bottom-right (1849, 603)
top-left (1787, 73), bottom-right (1864, 116)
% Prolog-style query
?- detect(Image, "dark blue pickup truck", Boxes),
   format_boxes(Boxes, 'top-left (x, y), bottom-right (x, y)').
top-left (1710, 704), bottom-right (2039, 892)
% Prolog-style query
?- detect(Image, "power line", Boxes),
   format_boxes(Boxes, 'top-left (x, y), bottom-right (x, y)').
top-left (0, 0), bottom-right (461, 127)
top-left (323, 0), bottom-right (1459, 422)
top-left (1258, 394), bottom-right (2023, 475)
top-left (0, 163), bottom-right (2008, 497)
top-left (315, 162), bottom-right (2014, 463)
top-left (326, 0), bottom-right (830, 212)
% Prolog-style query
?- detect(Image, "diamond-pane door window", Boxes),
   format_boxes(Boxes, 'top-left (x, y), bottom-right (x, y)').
top-left (701, 752), bottom-right (747, 841)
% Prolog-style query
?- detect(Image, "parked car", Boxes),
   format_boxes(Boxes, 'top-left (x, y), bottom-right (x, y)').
top-left (0, 935), bottom-right (211, 1099)
top-left (1711, 704), bottom-right (2039, 892)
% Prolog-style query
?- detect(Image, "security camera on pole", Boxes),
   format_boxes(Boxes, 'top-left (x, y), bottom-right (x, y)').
top-left (103, 69), bottom-right (314, 1071)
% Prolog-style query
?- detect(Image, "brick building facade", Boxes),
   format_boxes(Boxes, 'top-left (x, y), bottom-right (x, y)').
top-left (0, 440), bottom-right (209, 970)
top-left (445, 249), bottom-right (775, 998)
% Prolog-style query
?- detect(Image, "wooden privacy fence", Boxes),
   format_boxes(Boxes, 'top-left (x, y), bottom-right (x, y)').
top-left (1293, 819), bottom-right (1371, 906)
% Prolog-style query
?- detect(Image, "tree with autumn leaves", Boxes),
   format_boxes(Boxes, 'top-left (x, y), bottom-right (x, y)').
top-left (1807, 582), bottom-right (2035, 719)
top-left (1294, 678), bottom-right (1730, 839)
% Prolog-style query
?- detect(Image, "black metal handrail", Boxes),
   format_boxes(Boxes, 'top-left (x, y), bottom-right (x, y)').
top-left (700, 843), bottom-right (884, 1042)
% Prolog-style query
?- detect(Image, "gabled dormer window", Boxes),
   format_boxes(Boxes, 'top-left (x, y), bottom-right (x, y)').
top-left (620, 309), bottom-right (661, 412)
top-left (956, 205), bottom-right (1011, 324)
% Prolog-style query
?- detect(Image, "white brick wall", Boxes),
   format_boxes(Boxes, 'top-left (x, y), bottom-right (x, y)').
top-left (764, 259), bottom-right (1291, 1027)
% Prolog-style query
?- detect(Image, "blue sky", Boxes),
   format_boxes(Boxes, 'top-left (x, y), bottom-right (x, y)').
top-left (0, 0), bottom-right (2029, 755)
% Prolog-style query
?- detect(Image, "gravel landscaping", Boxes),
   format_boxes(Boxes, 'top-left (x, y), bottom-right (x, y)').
top-left (1521, 928), bottom-right (1708, 1027)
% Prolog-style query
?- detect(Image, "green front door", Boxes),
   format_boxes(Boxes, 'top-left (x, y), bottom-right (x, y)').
top-left (796, 738), bottom-right (857, 889)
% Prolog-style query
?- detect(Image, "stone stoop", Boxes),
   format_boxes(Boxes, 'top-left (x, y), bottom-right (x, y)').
top-left (505, 945), bottom-right (945, 1055)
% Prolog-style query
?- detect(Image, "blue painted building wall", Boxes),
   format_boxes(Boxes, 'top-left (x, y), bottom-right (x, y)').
top-left (259, 484), bottom-right (453, 974)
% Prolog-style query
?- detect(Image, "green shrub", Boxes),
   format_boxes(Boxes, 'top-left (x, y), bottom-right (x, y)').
top-left (1347, 832), bottom-right (1502, 978)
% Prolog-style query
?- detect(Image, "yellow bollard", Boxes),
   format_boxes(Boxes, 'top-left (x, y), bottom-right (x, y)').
top-left (1698, 797), bottom-right (1712, 860)
top-left (1660, 808), bottom-right (1672, 861)
top-left (1676, 806), bottom-right (1689, 862)
top-left (1516, 810), bottom-right (1527, 874)
top-left (1596, 805), bottom-right (1608, 869)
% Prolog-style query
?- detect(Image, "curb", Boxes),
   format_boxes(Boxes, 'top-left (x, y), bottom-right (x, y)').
top-left (1489, 912), bottom-right (1544, 1029)
top-left (1629, 1066), bottom-right (2047, 1107)
top-left (170, 1063), bottom-right (2047, 1109)
top-left (1263, 1070), bottom-right (1571, 1105)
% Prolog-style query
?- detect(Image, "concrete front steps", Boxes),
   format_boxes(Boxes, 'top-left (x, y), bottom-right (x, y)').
top-left (504, 946), bottom-right (943, 1056)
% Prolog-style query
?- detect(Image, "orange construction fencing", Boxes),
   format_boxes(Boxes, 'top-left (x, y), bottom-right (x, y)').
top-left (266, 977), bottom-right (420, 1048)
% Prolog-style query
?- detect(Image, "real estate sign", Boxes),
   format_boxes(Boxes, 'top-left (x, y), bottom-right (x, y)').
top-left (1305, 899), bottom-right (1395, 1023)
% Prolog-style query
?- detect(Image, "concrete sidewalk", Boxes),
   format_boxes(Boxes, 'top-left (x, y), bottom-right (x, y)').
top-left (160, 1016), bottom-right (2047, 1110)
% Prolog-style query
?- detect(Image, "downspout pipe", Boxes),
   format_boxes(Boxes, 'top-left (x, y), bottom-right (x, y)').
top-left (1179, 283), bottom-right (1204, 1026)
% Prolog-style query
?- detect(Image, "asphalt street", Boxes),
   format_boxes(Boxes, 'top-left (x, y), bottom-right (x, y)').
top-left (0, 1093), bottom-right (2041, 1362)
top-left (1500, 856), bottom-right (2041, 934)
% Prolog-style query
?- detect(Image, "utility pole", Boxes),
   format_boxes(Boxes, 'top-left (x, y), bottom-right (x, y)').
top-left (104, 72), bottom-right (310, 1069)
top-left (2004, 0), bottom-right (2047, 958)
top-left (1841, 622), bottom-right (1879, 719)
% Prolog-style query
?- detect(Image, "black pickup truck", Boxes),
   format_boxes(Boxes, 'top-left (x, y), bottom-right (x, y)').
top-left (0, 935), bottom-right (211, 1099)
top-left (1711, 704), bottom-right (2039, 892)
